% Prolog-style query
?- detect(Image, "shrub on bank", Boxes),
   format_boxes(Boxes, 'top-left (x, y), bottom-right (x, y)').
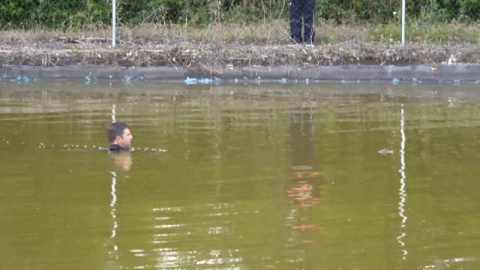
top-left (0, 0), bottom-right (478, 30)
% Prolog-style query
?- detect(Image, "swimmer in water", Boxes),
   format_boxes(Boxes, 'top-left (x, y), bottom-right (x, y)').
top-left (107, 122), bottom-right (133, 151)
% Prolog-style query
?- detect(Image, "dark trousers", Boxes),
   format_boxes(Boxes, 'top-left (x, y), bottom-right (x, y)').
top-left (289, 0), bottom-right (316, 43)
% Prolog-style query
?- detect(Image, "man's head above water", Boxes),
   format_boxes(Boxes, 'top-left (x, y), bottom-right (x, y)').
top-left (107, 122), bottom-right (133, 151)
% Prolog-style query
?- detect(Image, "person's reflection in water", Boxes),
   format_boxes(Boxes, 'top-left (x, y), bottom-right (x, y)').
top-left (110, 152), bottom-right (133, 171)
top-left (286, 106), bottom-right (323, 252)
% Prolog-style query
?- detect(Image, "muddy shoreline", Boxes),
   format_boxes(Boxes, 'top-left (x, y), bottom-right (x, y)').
top-left (1, 33), bottom-right (479, 82)
top-left (2, 43), bottom-right (480, 66)
top-left (2, 64), bottom-right (479, 83)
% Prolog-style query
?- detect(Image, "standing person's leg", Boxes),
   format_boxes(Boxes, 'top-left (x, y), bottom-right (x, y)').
top-left (289, 0), bottom-right (303, 43)
top-left (303, 0), bottom-right (316, 44)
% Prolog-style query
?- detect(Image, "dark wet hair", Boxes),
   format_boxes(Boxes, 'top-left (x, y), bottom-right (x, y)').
top-left (107, 122), bottom-right (129, 143)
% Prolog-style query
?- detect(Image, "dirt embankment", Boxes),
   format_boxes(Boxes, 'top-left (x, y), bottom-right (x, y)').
top-left (1, 31), bottom-right (480, 67)
top-left (0, 32), bottom-right (479, 81)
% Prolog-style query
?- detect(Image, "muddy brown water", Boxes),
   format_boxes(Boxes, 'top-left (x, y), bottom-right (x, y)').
top-left (1, 82), bottom-right (480, 269)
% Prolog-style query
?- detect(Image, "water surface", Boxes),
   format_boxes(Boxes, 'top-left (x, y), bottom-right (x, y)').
top-left (1, 82), bottom-right (480, 269)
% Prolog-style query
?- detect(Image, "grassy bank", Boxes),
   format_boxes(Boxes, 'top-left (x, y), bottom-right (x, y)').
top-left (0, 20), bottom-right (479, 67)
top-left (2, 20), bottom-right (478, 46)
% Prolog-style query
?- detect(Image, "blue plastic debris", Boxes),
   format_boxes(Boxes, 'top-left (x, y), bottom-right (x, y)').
top-left (278, 78), bottom-right (287, 84)
top-left (122, 75), bottom-right (133, 84)
top-left (12, 75), bottom-right (30, 83)
top-left (184, 76), bottom-right (197, 85)
top-left (199, 78), bottom-right (211, 84)
top-left (84, 76), bottom-right (93, 84)
top-left (392, 78), bottom-right (400, 84)
top-left (185, 77), bottom-right (221, 85)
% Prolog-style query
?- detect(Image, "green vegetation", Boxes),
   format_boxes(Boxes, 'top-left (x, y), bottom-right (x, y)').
top-left (368, 21), bottom-right (480, 44)
top-left (0, 0), bottom-right (479, 30)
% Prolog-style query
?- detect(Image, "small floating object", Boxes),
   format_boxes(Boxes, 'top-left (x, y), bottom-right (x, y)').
top-left (278, 78), bottom-right (287, 84)
top-left (378, 148), bottom-right (394, 155)
top-left (392, 78), bottom-right (400, 85)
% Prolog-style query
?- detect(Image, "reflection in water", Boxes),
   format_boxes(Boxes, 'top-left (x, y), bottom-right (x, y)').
top-left (111, 104), bottom-right (117, 123)
top-left (149, 205), bottom-right (244, 268)
top-left (4, 83), bottom-right (480, 269)
top-left (109, 101), bottom-right (124, 263)
top-left (397, 104), bottom-right (408, 260)
top-left (110, 171), bottom-right (119, 258)
top-left (285, 107), bottom-right (323, 264)
top-left (108, 154), bottom-right (132, 263)
top-left (110, 152), bottom-right (133, 171)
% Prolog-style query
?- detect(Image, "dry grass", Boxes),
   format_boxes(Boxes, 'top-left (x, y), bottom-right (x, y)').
top-left (0, 20), bottom-right (478, 67)
top-left (1, 20), bottom-right (478, 50)
top-left (368, 20), bottom-right (480, 44)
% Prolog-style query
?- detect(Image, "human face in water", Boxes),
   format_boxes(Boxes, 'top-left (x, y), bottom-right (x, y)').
top-left (115, 128), bottom-right (133, 149)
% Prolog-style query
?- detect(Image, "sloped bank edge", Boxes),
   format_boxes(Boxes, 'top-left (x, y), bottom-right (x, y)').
top-left (1, 65), bottom-right (479, 83)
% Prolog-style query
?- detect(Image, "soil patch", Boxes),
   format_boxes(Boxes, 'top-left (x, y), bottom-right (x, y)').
top-left (0, 30), bottom-right (479, 82)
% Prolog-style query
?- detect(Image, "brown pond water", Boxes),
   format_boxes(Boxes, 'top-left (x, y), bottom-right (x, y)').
top-left (1, 82), bottom-right (480, 269)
